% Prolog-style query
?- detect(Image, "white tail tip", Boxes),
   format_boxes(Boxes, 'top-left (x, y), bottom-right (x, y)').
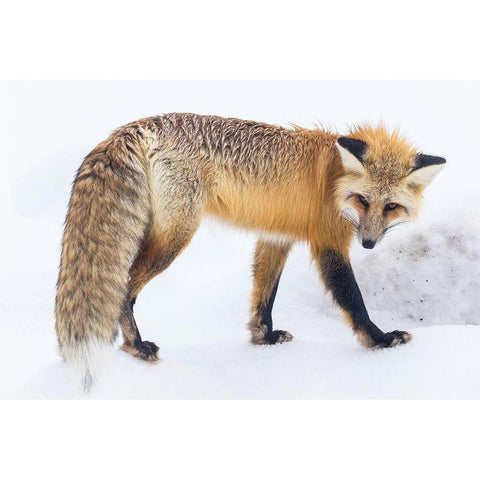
top-left (61, 341), bottom-right (112, 393)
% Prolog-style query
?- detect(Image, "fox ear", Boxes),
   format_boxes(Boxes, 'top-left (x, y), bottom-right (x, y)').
top-left (407, 154), bottom-right (446, 188)
top-left (336, 137), bottom-right (368, 175)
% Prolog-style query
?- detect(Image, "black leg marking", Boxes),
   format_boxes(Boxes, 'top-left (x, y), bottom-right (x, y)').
top-left (254, 277), bottom-right (293, 345)
top-left (120, 297), bottom-right (160, 362)
top-left (260, 277), bottom-right (279, 333)
top-left (319, 249), bottom-right (411, 349)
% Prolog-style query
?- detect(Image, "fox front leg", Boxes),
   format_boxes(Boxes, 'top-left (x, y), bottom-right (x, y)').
top-left (318, 249), bottom-right (412, 349)
top-left (249, 239), bottom-right (294, 345)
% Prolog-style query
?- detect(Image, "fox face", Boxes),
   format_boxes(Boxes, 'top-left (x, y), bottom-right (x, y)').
top-left (334, 126), bottom-right (446, 249)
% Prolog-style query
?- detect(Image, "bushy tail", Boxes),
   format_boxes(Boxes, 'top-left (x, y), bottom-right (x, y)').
top-left (55, 133), bottom-right (151, 391)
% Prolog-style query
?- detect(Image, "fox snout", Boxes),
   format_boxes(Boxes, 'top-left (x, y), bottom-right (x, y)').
top-left (361, 239), bottom-right (376, 249)
top-left (358, 213), bottom-right (384, 249)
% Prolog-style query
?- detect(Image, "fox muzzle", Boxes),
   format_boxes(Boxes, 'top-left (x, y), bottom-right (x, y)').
top-left (362, 239), bottom-right (376, 249)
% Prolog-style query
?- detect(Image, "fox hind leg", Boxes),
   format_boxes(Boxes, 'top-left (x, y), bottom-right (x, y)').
top-left (120, 157), bottom-right (204, 361)
top-left (249, 239), bottom-right (293, 345)
top-left (120, 297), bottom-right (160, 362)
top-left (119, 221), bottom-right (200, 361)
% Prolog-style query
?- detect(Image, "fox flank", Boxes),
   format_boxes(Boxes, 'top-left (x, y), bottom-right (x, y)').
top-left (55, 113), bottom-right (446, 390)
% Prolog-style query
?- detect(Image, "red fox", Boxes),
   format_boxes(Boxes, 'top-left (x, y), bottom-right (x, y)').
top-left (55, 113), bottom-right (446, 390)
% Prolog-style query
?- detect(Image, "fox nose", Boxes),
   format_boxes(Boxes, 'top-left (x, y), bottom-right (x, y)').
top-left (362, 239), bottom-right (376, 249)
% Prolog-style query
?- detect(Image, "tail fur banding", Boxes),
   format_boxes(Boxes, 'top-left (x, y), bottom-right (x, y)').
top-left (55, 133), bottom-right (151, 391)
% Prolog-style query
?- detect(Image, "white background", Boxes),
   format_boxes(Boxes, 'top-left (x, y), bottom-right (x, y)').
top-left (1, 0), bottom-right (480, 479)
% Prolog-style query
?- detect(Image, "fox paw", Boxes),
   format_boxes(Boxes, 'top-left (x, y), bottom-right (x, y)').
top-left (265, 330), bottom-right (294, 344)
top-left (251, 328), bottom-right (294, 345)
top-left (121, 340), bottom-right (160, 363)
top-left (374, 330), bottom-right (412, 349)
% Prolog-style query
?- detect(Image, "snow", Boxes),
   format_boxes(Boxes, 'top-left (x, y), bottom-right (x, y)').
top-left (1, 81), bottom-right (479, 398)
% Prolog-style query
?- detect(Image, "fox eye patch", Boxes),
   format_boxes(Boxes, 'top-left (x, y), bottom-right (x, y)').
top-left (357, 194), bottom-right (369, 208)
top-left (384, 203), bottom-right (398, 212)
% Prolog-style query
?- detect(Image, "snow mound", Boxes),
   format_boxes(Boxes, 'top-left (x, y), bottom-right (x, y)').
top-left (355, 200), bottom-right (480, 327)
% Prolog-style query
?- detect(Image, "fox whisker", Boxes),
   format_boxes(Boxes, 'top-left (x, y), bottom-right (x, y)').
top-left (383, 220), bottom-right (410, 237)
top-left (340, 210), bottom-right (360, 231)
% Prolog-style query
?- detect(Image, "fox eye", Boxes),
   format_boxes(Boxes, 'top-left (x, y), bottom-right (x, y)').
top-left (384, 203), bottom-right (398, 211)
top-left (357, 195), bottom-right (369, 208)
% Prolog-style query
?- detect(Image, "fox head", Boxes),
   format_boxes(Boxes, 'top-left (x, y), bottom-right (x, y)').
top-left (335, 125), bottom-right (446, 249)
